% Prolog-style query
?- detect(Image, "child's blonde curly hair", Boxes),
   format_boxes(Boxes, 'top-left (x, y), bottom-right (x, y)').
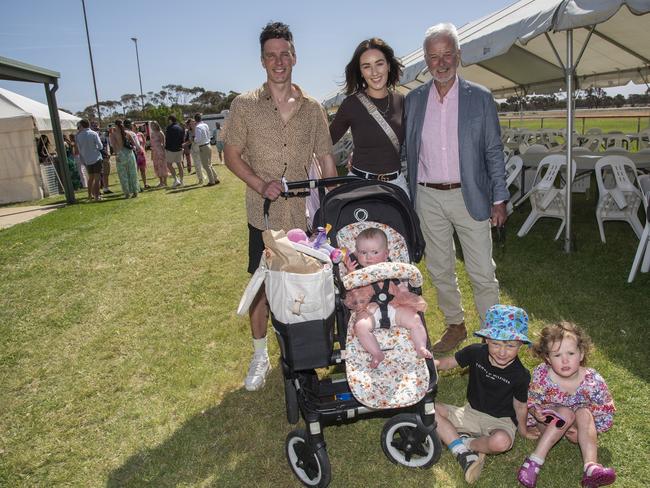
top-left (531, 321), bottom-right (592, 366)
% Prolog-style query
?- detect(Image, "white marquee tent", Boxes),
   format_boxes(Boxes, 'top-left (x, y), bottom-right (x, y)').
top-left (398, 0), bottom-right (650, 98)
top-left (0, 87), bottom-right (80, 204)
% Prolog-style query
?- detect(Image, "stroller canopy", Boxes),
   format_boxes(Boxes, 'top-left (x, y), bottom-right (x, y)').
top-left (314, 180), bottom-right (425, 263)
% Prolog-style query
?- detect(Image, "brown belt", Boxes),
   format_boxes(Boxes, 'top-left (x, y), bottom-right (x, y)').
top-left (419, 182), bottom-right (462, 190)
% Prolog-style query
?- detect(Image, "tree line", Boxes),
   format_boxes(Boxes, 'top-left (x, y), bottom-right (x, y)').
top-left (498, 88), bottom-right (650, 112)
top-left (75, 84), bottom-right (240, 127)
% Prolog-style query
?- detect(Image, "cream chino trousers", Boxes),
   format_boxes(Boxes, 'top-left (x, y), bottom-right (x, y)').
top-left (192, 144), bottom-right (217, 184)
top-left (415, 185), bottom-right (499, 326)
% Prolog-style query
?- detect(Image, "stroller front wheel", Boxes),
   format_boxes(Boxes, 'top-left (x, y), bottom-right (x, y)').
top-left (285, 429), bottom-right (331, 487)
top-left (381, 413), bottom-right (442, 468)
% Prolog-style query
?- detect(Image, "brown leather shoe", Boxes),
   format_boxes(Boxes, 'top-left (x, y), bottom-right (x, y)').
top-left (431, 322), bottom-right (467, 353)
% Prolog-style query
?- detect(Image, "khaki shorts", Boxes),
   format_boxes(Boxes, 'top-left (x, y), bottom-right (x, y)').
top-left (439, 403), bottom-right (516, 448)
top-left (165, 150), bottom-right (183, 164)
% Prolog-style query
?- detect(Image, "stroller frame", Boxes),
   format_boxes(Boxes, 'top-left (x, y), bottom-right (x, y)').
top-left (267, 177), bottom-right (442, 487)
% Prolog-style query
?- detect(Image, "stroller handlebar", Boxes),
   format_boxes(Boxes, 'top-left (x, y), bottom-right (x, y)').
top-left (263, 175), bottom-right (361, 227)
top-left (281, 175), bottom-right (360, 194)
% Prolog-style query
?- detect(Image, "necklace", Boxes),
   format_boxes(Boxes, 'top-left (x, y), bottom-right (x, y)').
top-left (369, 92), bottom-right (390, 118)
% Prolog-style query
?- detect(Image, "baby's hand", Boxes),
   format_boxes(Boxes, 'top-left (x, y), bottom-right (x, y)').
top-left (344, 254), bottom-right (359, 272)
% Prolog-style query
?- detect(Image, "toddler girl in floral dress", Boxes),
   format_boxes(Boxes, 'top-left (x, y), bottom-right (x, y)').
top-left (517, 321), bottom-right (616, 488)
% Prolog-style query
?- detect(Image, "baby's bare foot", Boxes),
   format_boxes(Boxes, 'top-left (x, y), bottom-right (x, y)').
top-left (417, 347), bottom-right (433, 359)
top-left (369, 351), bottom-right (385, 368)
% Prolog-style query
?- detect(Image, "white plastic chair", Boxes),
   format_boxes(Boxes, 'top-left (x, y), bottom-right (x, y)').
top-left (520, 143), bottom-right (548, 155)
top-left (604, 133), bottom-right (630, 150)
top-left (638, 128), bottom-right (650, 150)
top-left (505, 155), bottom-right (523, 214)
top-left (595, 156), bottom-right (644, 243)
top-left (517, 154), bottom-right (577, 240)
top-left (580, 136), bottom-right (603, 152)
top-left (628, 175), bottom-right (650, 282)
top-left (603, 146), bottom-right (630, 155)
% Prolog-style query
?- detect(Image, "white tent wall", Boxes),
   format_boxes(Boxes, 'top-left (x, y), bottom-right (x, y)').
top-left (0, 87), bottom-right (80, 205)
top-left (0, 114), bottom-right (43, 204)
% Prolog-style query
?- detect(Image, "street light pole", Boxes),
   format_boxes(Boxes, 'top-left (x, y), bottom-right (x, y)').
top-left (130, 37), bottom-right (145, 115)
top-left (81, 0), bottom-right (101, 123)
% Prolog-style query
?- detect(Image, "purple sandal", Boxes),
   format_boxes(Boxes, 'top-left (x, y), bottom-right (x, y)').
top-left (581, 463), bottom-right (616, 487)
top-left (517, 457), bottom-right (542, 488)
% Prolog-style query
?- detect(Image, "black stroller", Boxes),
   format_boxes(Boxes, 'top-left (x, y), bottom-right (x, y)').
top-left (246, 178), bottom-right (442, 487)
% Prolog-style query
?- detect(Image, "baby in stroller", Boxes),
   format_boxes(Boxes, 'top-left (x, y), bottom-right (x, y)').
top-left (343, 228), bottom-right (432, 368)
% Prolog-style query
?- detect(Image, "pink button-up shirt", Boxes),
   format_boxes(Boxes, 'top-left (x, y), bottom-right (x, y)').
top-left (418, 76), bottom-right (460, 184)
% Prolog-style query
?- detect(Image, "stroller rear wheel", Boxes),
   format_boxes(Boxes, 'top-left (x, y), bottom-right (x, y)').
top-left (284, 378), bottom-right (300, 424)
top-left (381, 413), bottom-right (442, 468)
top-left (285, 429), bottom-right (331, 487)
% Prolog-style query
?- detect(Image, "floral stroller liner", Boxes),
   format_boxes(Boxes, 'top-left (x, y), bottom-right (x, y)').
top-left (342, 260), bottom-right (430, 410)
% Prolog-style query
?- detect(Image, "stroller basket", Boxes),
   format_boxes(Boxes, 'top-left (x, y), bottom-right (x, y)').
top-left (272, 313), bottom-right (335, 370)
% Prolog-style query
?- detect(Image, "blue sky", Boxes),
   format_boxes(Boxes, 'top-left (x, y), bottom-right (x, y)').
top-left (1, 0), bottom-right (644, 113)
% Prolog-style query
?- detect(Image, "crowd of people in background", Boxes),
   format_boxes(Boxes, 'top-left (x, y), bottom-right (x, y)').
top-left (37, 113), bottom-right (223, 201)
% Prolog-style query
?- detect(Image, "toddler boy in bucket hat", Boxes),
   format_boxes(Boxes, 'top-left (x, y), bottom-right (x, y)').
top-left (475, 304), bottom-right (531, 344)
top-left (434, 304), bottom-right (535, 484)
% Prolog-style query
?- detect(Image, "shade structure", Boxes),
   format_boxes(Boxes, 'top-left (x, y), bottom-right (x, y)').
top-left (399, 0), bottom-right (650, 99)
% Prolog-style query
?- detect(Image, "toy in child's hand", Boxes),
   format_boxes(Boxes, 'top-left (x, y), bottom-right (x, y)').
top-left (344, 252), bottom-right (359, 271)
top-left (541, 408), bottom-right (566, 428)
top-left (287, 227), bottom-right (344, 263)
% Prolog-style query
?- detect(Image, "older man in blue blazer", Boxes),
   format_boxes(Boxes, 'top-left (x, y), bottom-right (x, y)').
top-left (404, 23), bottom-right (509, 354)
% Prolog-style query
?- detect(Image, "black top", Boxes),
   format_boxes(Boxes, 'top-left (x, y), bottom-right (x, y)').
top-left (165, 123), bottom-right (185, 151)
top-left (329, 92), bottom-right (404, 174)
top-left (455, 343), bottom-right (531, 424)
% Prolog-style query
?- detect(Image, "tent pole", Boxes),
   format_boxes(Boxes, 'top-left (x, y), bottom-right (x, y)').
top-left (45, 81), bottom-right (76, 204)
top-left (564, 29), bottom-right (574, 253)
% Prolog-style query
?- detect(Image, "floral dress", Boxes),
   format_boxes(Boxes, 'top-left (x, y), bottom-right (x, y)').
top-left (527, 363), bottom-right (615, 433)
top-left (150, 130), bottom-right (168, 177)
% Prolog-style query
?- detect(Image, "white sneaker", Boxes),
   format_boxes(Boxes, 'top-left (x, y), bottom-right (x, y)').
top-left (172, 179), bottom-right (180, 188)
top-left (244, 354), bottom-right (270, 391)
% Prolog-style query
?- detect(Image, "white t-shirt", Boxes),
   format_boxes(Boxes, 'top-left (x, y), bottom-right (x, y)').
top-left (193, 122), bottom-right (211, 146)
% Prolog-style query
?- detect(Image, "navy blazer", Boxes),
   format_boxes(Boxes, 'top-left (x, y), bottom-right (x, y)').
top-left (404, 77), bottom-right (509, 221)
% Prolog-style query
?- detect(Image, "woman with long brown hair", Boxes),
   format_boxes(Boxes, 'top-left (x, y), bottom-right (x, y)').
top-left (329, 38), bottom-right (408, 196)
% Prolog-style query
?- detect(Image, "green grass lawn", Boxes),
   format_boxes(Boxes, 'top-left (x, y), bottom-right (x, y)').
top-left (1, 165), bottom-right (648, 487)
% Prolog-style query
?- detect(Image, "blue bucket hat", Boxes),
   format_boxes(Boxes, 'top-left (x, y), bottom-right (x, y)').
top-left (474, 304), bottom-right (530, 344)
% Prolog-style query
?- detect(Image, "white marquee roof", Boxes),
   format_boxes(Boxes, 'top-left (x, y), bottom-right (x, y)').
top-left (0, 87), bottom-right (80, 131)
top-left (400, 0), bottom-right (650, 98)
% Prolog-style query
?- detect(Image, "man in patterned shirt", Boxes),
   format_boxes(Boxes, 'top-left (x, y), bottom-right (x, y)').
top-left (225, 21), bottom-right (337, 391)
